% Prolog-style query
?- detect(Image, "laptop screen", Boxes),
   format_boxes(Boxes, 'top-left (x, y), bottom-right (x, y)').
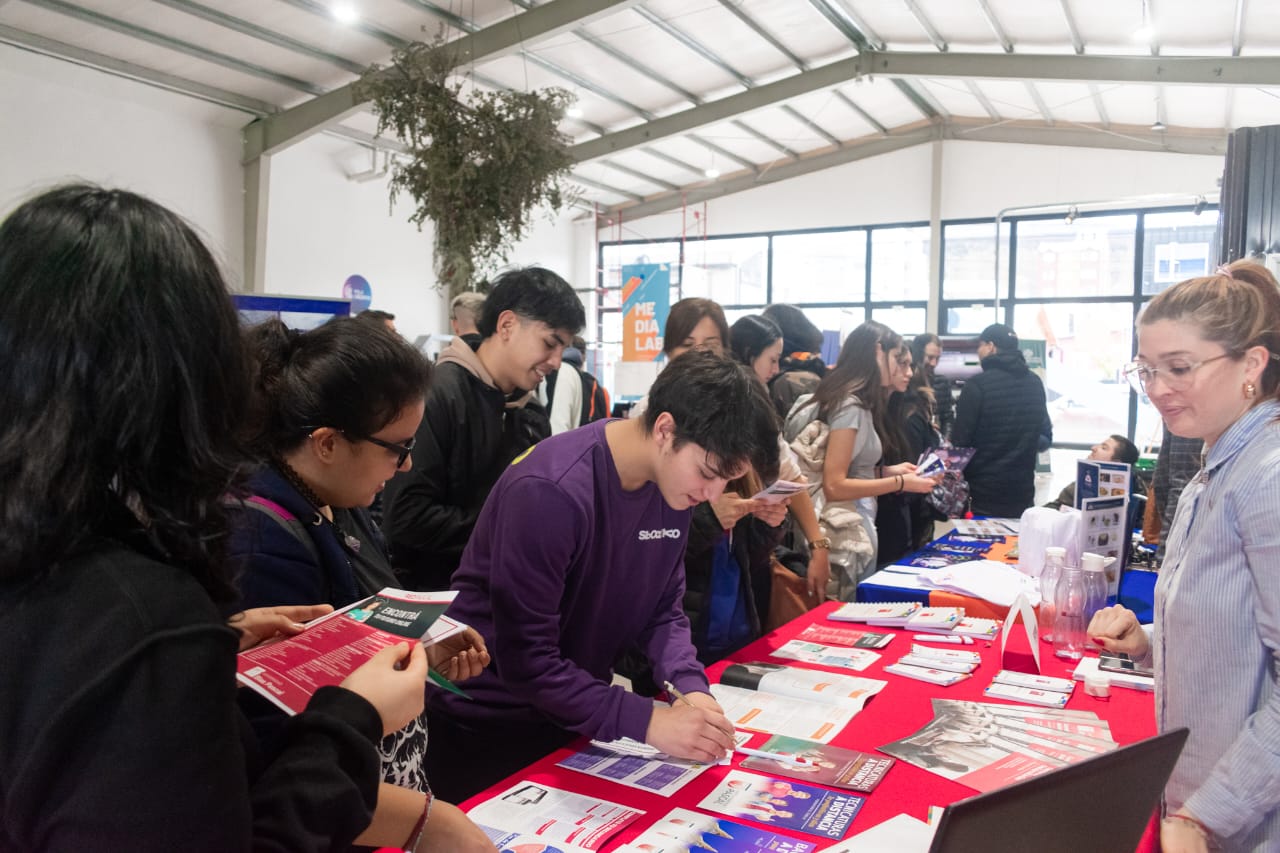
top-left (928, 728), bottom-right (1188, 853)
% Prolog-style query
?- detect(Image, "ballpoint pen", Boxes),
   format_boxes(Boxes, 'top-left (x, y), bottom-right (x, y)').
top-left (663, 680), bottom-right (736, 738)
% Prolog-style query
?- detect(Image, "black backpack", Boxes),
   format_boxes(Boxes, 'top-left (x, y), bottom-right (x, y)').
top-left (546, 365), bottom-right (610, 427)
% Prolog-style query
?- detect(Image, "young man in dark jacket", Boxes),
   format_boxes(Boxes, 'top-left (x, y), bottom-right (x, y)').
top-left (951, 323), bottom-right (1051, 519)
top-left (383, 267), bottom-right (585, 590)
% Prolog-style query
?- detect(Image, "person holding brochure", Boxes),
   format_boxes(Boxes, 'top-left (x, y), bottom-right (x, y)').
top-left (0, 184), bottom-right (429, 851)
top-left (426, 350), bottom-right (781, 801)
top-left (1088, 260), bottom-right (1280, 853)
top-left (232, 316), bottom-right (494, 852)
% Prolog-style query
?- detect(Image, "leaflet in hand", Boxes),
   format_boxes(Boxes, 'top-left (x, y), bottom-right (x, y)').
top-left (236, 587), bottom-right (466, 715)
top-left (917, 446), bottom-right (976, 477)
top-left (751, 478), bottom-right (808, 504)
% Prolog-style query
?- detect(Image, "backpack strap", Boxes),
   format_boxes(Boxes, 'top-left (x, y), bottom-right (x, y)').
top-left (236, 495), bottom-right (323, 566)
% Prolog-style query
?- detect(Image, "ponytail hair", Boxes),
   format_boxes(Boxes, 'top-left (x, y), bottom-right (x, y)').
top-left (244, 317), bottom-right (432, 457)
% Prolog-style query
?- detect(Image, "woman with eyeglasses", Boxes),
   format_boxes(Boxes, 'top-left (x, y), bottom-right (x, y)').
top-left (1089, 260), bottom-right (1280, 853)
top-left (233, 317), bottom-right (495, 852)
top-left (0, 184), bottom-right (432, 850)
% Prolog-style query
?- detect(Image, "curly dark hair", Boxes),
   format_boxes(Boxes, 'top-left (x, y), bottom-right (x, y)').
top-left (0, 185), bottom-right (251, 600)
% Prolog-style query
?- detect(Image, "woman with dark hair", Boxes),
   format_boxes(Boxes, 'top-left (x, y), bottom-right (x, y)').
top-left (880, 347), bottom-right (942, 563)
top-left (784, 322), bottom-right (941, 597)
top-left (762, 303), bottom-right (827, 421)
top-left (910, 333), bottom-right (954, 438)
top-left (729, 315), bottom-right (831, 599)
top-left (233, 317), bottom-right (494, 852)
top-left (0, 184), bottom-right (428, 850)
top-left (629, 297), bottom-right (730, 421)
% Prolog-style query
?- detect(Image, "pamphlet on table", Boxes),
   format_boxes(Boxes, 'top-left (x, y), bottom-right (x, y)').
top-left (720, 662), bottom-right (887, 710)
top-left (877, 699), bottom-right (1117, 792)
top-left (559, 731), bottom-right (751, 797)
top-left (738, 735), bottom-right (894, 793)
top-left (617, 808), bottom-right (820, 852)
top-left (236, 587), bottom-right (466, 714)
top-left (795, 623), bottom-right (894, 649)
top-left (698, 770), bottom-right (864, 841)
top-left (467, 781), bottom-right (643, 851)
top-left (771, 639), bottom-right (881, 672)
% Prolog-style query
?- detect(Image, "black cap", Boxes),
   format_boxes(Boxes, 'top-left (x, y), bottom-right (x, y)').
top-left (978, 323), bottom-right (1018, 352)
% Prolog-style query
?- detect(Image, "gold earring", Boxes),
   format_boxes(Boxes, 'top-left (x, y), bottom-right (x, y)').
top-left (1245, 382), bottom-right (1258, 399)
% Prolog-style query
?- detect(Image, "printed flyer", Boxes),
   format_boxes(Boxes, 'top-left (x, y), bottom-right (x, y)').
top-left (618, 808), bottom-right (818, 852)
top-left (697, 770), bottom-right (864, 841)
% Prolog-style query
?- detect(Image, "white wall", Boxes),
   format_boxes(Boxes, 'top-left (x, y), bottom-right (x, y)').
top-left (610, 139), bottom-right (1224, 240)
top-left (263, 137), bottom-right (587, 341)
top-left (0, 43), bottom-right (246, 277)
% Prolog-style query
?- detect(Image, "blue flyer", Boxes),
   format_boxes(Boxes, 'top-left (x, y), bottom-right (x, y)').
top-left (698, 770), bottom-right (864, 841)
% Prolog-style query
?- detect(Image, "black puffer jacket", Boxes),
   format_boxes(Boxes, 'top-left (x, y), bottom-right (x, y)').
top-left (382, 337), bottom-right (550, 590)
top-left (951, 349), bottom-right (1050, 518)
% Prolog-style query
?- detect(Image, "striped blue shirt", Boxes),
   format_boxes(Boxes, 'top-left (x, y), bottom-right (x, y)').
top-left (1155, 399), bottom-right (1280, 850)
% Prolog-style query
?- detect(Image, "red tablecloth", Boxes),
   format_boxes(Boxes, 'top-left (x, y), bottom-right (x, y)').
top-left (459, 600), bottom-right (1159, 851)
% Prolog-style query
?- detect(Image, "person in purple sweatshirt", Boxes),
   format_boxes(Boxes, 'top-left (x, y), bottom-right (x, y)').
top-left (424, 350), bottom-right (782, 801)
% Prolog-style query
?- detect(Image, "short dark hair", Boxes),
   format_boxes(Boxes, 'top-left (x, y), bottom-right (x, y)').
top-left (357, 309), bottom-right (396, 322)
top-left (663, 297), bottom-right (730, 356)
top-left (0, 184), bottom-right (249, 597)
top-left (643, 350), bottom-right (780, 482)
top-left (477, 267), bottom-right (585, 338)
top-left (762, 303), bottom-right (823, 355)
top-left (244, 316), bottom-right (432, 457)
top-left (729, 314), bottom-right (782, 369)
top-left (1108, 434), bottom-right (1140, 466)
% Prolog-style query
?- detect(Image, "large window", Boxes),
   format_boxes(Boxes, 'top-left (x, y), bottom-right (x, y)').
top-left (594, 202), bottom-right (1218, 447)
top-left (772, 230), bottom-right (866, 303)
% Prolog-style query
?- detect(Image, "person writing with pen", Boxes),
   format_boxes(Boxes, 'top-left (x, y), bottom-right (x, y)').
top-left (424, 350), bottom-right (782, 802)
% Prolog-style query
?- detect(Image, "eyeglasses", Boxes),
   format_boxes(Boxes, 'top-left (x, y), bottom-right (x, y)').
top-left (1121, 353), bottom-right (1232, 394)
top-left (304, 427), bottom-right (416, 467)
top-left (355, 433), bottom-right (416, 468)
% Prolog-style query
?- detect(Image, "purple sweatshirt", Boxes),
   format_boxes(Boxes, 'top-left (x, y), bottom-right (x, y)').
top-left (430, 419), bottom-right (708, 742)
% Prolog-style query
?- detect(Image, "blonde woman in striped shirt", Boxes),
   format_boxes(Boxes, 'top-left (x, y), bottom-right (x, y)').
top-left (1090, 260), bottom-right (1280, 853)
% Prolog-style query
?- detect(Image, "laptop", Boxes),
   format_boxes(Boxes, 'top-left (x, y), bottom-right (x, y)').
top-left (927, 728), bottom-right (1188, 853)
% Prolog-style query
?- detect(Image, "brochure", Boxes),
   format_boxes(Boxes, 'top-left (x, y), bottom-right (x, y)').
top-left (558, 732), bottom-right (751, 797)
top-left (795, 624), bottom-right (895, 649)
top-left (699, 770), bottom-right (864, 841)
top-left (751, 479), bottom-right (809, 504)
top-left (829, 601), bottom-right (921, 625)
top-left (467, 782), bottom-right (644, 852)
top-left (618, 808), bottom-right (819, 852)
top-left (719, 663), bottom-right (887, 710)
top-left (771, 639), bottom-right (881, 672)
top-left (236, 587), bottom-right (467, 715)
top-left (739, 735), bottom-right (895, 793)
top-left (877, 699), bottom-right (1116, 792)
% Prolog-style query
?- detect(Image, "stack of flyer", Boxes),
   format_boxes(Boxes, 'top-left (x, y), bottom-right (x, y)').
top-left (885, 643), bottom-right (981, 687)
top-left (830, 602), bottom-right (1000, 641)
top-left (878, 699), bottom-right (1118, 792)
top-left (983, 670), bottom-right (1076, 708)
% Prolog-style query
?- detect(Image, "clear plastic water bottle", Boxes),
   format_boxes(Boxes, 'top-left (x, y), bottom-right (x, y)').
top-left (1081, 551), bottom-right (1109, 626)
top-left (1040, 546), bottom-right (1066, 644)
top-left (1053, 565), bottom-right (1089, 660)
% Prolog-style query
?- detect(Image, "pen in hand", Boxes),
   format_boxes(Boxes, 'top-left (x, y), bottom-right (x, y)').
top-left (663, 680), bottom-right (736, 739)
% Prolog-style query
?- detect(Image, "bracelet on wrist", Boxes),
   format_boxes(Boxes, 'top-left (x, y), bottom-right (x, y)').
top-left (403, 788), bottom-right (434, 853)
top-left (895, 474), bottom-right (904, 494)
top-left (1163, 813), bottom-right (1216, 847)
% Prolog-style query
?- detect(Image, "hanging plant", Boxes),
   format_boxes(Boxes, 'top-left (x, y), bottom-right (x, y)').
top-left (357, 32), bottom-right (579, 298)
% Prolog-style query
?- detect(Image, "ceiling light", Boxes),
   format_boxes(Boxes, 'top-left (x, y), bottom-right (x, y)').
top-left (565, 106), bottom-right (584, 119)
top-left (1193, 195), bottom-right (1207, 216)
top-left (704, 168), bottom-right (720, 179)
top-left (1150, 120), bottom-right (1167, 132)
top-left (1064, 206), bottom-right (1079, 226)
top-left (332, 3), bottom-right (359, 24)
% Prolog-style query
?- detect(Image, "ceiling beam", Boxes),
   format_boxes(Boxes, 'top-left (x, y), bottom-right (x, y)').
top-left (834, 89), bottom-right (887, 134)
top-left (975, 0), bottom-right (1014, 53)
top-left (597, 118), bottom-right (1229, 222)
top-left (242, 0), bottom-right (644, 161)
top-left (0, 23), bottom-right (275, 115)
top-left (599, 125), bottom-right (939, 221)
top-left (1025, 81), bottom-right (1055, 125)
top-left (715, 0), bottom-right (808, 69)
top-left (1088, 83), bottom-right (1111, 128)
top-left (902, 0), bottom-right (948, 52)
top-left (572, 50), bottom-right (1273, 164)
top-left (1231, 0), bottom-right (1247, 56)
top-left (1059, 0), bottom-right (1085, 54)
top-left (965, 80), bottom-right (1001, 121)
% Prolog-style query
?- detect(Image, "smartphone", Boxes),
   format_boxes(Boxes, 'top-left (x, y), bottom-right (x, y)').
top-left (1098, 652), bottom-right (1154, 678)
